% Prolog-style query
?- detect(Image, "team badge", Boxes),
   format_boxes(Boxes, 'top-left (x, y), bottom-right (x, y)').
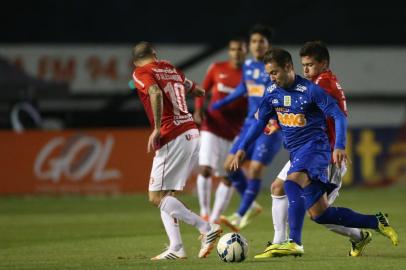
top-left (284, 96), bottom-right (291, 106)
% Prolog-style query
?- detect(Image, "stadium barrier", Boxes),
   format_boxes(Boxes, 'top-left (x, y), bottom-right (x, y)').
top-left (0, 127), bottom-right (405, 195)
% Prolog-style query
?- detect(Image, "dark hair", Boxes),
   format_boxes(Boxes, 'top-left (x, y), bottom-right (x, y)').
top-left (229, 36), bottom-right (247, 45)
top-left (263, 48), bottom-right (293, 67)
top-left (132, 41), bottom-right (155, 61)
top-left (299, 41), bottom-right (330, 64)
top-left (249, 24), bottom-right (273, 42)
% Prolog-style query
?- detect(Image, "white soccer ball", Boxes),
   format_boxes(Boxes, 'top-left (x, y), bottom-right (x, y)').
top-left (216, 232), bottom-right (248, 262)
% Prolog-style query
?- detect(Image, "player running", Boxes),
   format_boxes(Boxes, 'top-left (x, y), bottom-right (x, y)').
top-left (194, 38), bottom-right (248, 223)
top-left (211, 25), bottom-right (283, 231)
top-left (256, 41), bottom-right (373, 258)
top-left (132, 42), bottom-right (222, 260)
top-left (231, 48), bottom-right (399, 257)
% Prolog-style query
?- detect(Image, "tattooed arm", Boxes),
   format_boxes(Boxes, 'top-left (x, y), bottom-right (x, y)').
top-left (147, 84), bottom-right (163, 152)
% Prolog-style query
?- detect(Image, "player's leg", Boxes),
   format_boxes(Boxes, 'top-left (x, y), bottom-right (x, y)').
top-left (150, 129), bottom-right (222, 259)
top-left (270, 161), bottom-right (290, 245)
top-left (324, 163), bottom-right (372, 256)
top-left (224, 153), bottom-right (248, 196)
top-left (303, 181), bottom-right (399, 247)
top-left (238, 132), bottom-right (283, 229)
top-left (208, 136), bottom-right (234, 223)
top-left (197, 166), bottom-right (212, 220)
top-left (196, 131), bottom-right (216, 220)
top-left (149, 190), bottom-right (186, 260)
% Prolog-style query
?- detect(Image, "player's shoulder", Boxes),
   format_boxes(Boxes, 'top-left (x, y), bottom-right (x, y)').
top-left (265, 81), bottom-right (278, 94)
top-left (292, 75), bottom-right (312, 93)
top-left (315, 70), bottom-right (344, 92)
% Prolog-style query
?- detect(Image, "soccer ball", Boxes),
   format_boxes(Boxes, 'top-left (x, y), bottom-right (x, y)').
top-left (216, 232), bottom-right (248, 262)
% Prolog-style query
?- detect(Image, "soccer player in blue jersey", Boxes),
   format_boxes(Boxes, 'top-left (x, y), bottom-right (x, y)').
top-left (210, 24), bottom-right (283, 231)
top-left (230, 48), bottom-right (399, 257)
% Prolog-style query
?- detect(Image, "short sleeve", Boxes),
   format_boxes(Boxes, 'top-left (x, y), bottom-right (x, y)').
top-left (132, 69), bottom-right (157, 94)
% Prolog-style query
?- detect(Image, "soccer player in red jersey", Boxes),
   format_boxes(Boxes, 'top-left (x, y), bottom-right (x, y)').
top-left (194, 38), bottom-right (248, 223)
top-left (132, 42), bottom-right (221, 260)
top-left (255, 41), bottom-right (373, 258)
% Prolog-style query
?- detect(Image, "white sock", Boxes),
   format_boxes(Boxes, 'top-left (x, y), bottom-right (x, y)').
top-left (160, 210), bottom-right (183, 251)
top-left (271, 195), bottom-right (288, 244)
top-left (323, 224), bottom-right (363, 241)
top-left (197, 174), bottom-right (212, 217)
top-left (160, 195), bottom-right (211, 234)
top-left (209, 182), bottom-right (233, 223)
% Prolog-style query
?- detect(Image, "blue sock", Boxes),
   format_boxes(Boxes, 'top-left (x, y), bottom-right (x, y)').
top-left (237, 179), bottom-right (261, 216)
top-left (313, 207), bottom-right (378, 229)
top-left (284, 180), bottom-right (305, 245)
top-left (229, 169), bottom-right (247, 196)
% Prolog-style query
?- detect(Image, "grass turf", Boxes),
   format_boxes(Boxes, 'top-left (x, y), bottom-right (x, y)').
top-left (0, 186), bottom-right (405, 270)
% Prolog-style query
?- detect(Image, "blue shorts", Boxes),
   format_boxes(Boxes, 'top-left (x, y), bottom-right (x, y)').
top-left (230, 122), bottom-right (282, 165)
top-left (287, 138), bottom-right (337, 209)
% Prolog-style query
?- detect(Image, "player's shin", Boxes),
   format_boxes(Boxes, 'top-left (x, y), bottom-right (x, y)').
top-left (197, 174), bottom-right (212, 218)
top-left (228, 169), bottom-right (247, 196)
top-left (271, 195), bottom-right (289, 244)
top-left (237, 179), bottom-right (261, 217)
top-left (209, 181), bottom-right (233, 223)
top-left (160, 195), bottom-right (211, 234)
top-left (161, 210), bottom-right (184, 251)
top-left (284, 180), bottom-right (305, 245)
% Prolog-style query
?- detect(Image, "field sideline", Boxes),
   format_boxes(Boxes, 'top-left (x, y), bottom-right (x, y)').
top-left (1, 186), bottom-right (405, 270)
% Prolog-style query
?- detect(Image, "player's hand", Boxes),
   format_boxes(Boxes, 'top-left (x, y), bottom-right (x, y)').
top-left (264, 120), bottom-right (279, 135)
top-left (147, 128), bottom-right (160, 153)
top-left (333, 148), bottom-right (347, 168)
top-left (193, 110), bottom-right (204, 126)
top-left (230, 150), bottom-right (246, 171)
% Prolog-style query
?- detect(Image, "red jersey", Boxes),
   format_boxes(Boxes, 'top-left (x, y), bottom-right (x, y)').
top-left (133, 60), bottom-right (197, 148)
top-left (313, 70), bottom-right (348, 150)
top-left (195, 61), bottom-right (247, 140)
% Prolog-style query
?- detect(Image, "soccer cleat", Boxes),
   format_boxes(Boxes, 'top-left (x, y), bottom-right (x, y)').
top-left (270, 240), bottom-right (304, 257)
top-left (349, 230), bottom-right (372, 257)
top-left (198, 223), bottom-right (222, 258)
top-left (151, 247), bottom-right (187, 260)
top-left (254, 241), bottom-right (284, 259)
top-left (220, 213), bottom-right (241, 232)
top-left (375, 212), bottom-right (399, 246)
top-left (240, 202), bottom-right (263, 230)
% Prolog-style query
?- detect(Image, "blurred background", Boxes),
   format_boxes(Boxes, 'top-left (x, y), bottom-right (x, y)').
top-left (1, 0), bottom-right (406, 195)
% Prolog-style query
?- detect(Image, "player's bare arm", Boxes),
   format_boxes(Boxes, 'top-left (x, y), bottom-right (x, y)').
top-left (190, 85), bottom-right (205, 97)
top-left (147, 84), bottom-right (163, 153)
top-left (193, 107), bottom-right (204, 125)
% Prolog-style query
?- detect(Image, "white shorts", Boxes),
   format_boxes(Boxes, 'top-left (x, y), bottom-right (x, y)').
top-left (276, 160), bottom-right (347, 205)
top-left (198, 131), bottom-right (233, 177)
top-left (149, 129), bottom-right (200, 191)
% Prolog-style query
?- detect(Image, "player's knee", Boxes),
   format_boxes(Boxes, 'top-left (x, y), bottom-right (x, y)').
top-left (271, 179), bottom-right (285, 196)
top-left (247, 164), bottom-right (264, 179)
top-left (148, 193), bottom-right (162, 207)
top-left (220, 177), bottom-right (232, 187)
top-left (199, 166), bottom-right (212, 178)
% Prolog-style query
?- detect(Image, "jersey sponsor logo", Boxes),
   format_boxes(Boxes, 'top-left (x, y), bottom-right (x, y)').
top-left (284, 96), bottom-right (291, 106)
top-left (247, 83), bottom-right (265, 97)
top-left (295, 84), bottom-right (307, 92)
top-left (277, 112), bottom-right (307, 127)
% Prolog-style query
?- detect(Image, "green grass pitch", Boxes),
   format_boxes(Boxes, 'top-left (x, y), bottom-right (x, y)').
top-left (1, 186), bottom-right (405, 270)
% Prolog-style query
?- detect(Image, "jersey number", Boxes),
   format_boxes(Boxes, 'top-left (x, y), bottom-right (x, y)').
top-left (163, 82), bottom-right (188, 115)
